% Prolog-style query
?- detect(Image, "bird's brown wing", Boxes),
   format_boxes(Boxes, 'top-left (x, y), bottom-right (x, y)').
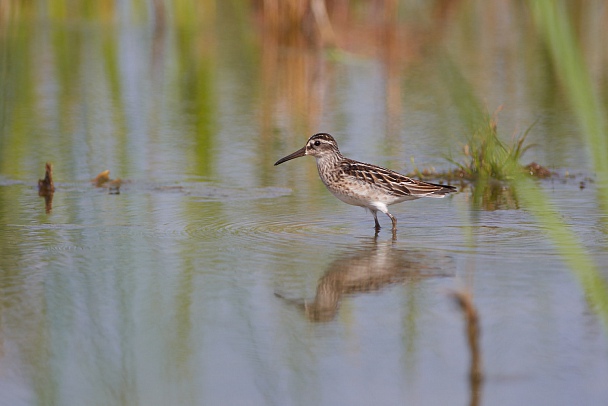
top-left (340, 159), bottom-right (456, 197)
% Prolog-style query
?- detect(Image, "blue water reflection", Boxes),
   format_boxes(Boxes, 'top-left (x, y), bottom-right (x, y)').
top-left (1, 3), bottom-right (607, 406)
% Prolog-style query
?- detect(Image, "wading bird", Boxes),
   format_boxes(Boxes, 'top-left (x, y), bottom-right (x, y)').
top-left (274, 133), bottom-right (456, 236)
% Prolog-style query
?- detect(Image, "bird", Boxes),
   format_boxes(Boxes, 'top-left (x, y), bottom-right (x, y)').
top-left (274, 133), bottom-right (457, 236)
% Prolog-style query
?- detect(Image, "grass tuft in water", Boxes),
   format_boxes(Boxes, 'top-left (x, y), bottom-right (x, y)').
top-left (408, 107), bottom-right (544, 190)
top-left (444, 107), bottom-right (537, 182)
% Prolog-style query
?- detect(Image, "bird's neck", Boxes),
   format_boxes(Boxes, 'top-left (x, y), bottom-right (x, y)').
top-left (315, 152), bottom-right (344, 183)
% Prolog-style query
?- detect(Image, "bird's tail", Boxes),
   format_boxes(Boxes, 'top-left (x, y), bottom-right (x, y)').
top-left (426, 183), bottom-right (457, 198)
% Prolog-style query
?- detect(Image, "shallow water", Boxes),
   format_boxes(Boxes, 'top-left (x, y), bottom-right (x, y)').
top-left (1, 3), bottom-right (608, 406)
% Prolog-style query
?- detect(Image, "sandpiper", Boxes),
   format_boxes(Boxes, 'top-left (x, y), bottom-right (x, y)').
top-left (274, 133), bottom-right (456, 235)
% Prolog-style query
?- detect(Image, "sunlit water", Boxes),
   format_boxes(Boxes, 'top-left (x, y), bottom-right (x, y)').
top-left (1, 5), bottom-right (608, 406)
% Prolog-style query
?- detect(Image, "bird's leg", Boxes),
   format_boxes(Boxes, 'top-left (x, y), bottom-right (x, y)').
top-left (386, 212), bottom-right (397, 234)
top-left (388, 212), bottom-right (397, 240)
top-left (372, 210), bottom-right (381, 232)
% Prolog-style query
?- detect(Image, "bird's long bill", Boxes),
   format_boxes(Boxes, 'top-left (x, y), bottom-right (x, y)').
top-left (274, 146), bottom-right (306, 166)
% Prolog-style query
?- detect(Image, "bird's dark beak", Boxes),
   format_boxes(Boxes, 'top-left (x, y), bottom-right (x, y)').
top-left (274, 146), bottom-right (306, 166)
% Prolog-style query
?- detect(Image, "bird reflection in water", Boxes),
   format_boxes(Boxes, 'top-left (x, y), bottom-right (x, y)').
top-left (276, 239), bottom-right (454, 322)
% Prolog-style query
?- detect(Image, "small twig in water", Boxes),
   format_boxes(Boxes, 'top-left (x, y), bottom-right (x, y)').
top-left (450, 290), bottom-right (483, 385)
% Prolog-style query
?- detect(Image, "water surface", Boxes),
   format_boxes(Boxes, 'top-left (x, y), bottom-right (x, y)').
top-left (1, 3), bottom-right (607, 406)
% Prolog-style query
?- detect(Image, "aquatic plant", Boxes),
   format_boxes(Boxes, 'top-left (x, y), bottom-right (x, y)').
top-left (445, 108), bottom-right (536, 181)
top-left (407, 106), bottom-right (538, 211)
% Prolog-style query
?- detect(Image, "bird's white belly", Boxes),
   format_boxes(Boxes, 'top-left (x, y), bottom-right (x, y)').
top-left (324, 179), bottom-right (417, 209)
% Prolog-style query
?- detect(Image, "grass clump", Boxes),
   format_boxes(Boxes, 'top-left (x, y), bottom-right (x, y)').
top-left (408, 107), bottom-right (546, 188)
top-left (407, 107), bottom-right (543, 210)
top-left (445, 107), bottom-right (536, 181)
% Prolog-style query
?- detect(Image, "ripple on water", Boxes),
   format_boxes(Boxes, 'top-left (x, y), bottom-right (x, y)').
top-left (129, 182), bottom-right (293, 201)
top-left (134, 183), bottom-right (346, 246)
top-left (182, 214), bottom-right (345, 248)
top-left (188, 185), bottom-right (293, 201)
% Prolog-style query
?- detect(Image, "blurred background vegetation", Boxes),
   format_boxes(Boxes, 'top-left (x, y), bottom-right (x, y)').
top-left (1, 0), bottom-right (607, 319)
top-left (2, 0), bottom-right (607, 164)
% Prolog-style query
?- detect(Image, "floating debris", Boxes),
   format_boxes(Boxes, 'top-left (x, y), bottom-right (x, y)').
top-left (38, 162), bottom-right (55, 213)
top-left (92, 170), bottom-right (122, 194)
top-left (524, 162), bottom-right (552, 178)
top-left (92, 169), bottom-right (111, 187)
top-left (108, 179), bottom-right (122, 194)
top-left (38, 162), bottom-right (55, 195)
top-left (409, 161), bottom-right (555, 183)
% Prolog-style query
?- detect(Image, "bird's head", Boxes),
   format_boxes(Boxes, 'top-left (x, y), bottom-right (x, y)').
top-left (274, 133), bottom-right (340, 165)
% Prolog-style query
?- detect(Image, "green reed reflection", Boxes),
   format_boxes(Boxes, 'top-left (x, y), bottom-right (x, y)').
top-left (0, 1), bottom-right (219, 179)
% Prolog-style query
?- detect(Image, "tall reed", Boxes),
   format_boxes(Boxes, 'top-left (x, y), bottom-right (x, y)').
top-left (521, 0), bottom-right (608, 326)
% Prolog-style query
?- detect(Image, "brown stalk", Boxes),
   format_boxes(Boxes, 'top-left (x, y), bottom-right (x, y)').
top-left (451, 290), bottom-right (483, 406)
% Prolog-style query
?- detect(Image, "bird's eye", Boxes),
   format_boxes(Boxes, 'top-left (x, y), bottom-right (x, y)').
top-left (314, 140), bottom-right (321, 146)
